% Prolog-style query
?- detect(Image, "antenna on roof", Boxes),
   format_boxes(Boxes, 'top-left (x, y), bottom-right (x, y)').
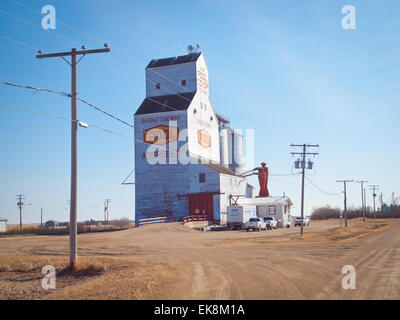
top-left (187, 45), bottom-right (194, 54)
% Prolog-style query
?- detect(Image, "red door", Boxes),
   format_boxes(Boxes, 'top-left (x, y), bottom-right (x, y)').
top-left (189, 194), bottom-right (214, 221)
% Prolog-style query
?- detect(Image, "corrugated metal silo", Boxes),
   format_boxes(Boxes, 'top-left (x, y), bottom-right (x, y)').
top-left (231, 130), bottom-right (245, 173)
top-left (219, 128), bottom-right (229, 166)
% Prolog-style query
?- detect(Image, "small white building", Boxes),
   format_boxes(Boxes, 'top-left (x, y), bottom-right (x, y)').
top-left (237, 196), bottom-right (293, 228)
top-left (0, 217), bottom-right (7, 233)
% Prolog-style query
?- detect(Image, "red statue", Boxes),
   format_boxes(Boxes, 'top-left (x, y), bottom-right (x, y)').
top-left (257, 162), bottom-right (270, 197)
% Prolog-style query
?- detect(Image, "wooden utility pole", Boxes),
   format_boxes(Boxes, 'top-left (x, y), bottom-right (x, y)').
top-left (337, 180), bottom-right (353, 227)
top-left (41, 208), bottom-right (43, 227)
top-left (16, 194), bottom-right (25, 232)
top-left (104, 199), bottom-right (111, 227)
top-left (364, 188), bottom-right (367, 213)
top-left (355, 180), bottom-right (368, 221)
top-left (290, 143), bottom-right (319, 235)
top-left (36, 45), bottom-right (110, 268)
top-left (369, 185), bottom-right (379, 219)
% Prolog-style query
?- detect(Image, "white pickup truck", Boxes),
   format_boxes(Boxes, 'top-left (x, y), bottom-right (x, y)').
top-left (294, 216), bottom-right (310, 227)
top-left (245, 217), bottom-right (267, 232)
top-left (263, 216), bottom-right (278, 230)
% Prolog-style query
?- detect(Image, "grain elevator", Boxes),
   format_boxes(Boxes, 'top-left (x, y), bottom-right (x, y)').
top-left (134, 51), bottom-right (253, 223)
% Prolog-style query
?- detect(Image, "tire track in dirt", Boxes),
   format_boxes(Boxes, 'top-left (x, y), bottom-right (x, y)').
top-left (314, 222), bottom-right (400, 299)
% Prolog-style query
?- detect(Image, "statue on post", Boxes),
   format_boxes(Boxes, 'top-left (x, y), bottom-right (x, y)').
top-left (257, 162), bottom-right (270, 197)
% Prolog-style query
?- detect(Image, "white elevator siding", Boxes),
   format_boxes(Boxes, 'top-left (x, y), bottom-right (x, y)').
top-left (146, 63), bottom-right (197, 98)
top-left (187, 93), bottom-right (220, 164)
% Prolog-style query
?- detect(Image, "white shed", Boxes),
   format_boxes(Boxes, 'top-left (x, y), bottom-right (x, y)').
top-left (0, 217), bottom-right (7, 233)
top-left (237, 196), bottom-right (293, 228)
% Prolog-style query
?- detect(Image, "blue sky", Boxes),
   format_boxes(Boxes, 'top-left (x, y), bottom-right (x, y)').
top-left (1, 0), bottom-right (399, 224)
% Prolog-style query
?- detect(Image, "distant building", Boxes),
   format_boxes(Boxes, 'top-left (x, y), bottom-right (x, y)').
top-left (237, 196), bottom-right (293, 228)
top-left (0, 217), bottom-right (7, 233)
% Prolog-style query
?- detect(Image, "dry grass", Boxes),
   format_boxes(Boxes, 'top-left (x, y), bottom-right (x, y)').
top-left (211, 220), bottom-right (393, 248)
top-left (7, 225), bottom-right (39, 232)
top-left (0, 253), bottom-right (178, 300)
top-left (301, 221), bottom-right (391, 242)
top-left (0, 219), bottom-right (398, 300)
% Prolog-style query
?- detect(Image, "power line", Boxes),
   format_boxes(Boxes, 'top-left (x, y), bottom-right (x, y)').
top-left (0, 101), bottom-right (213, 174)
top-left (0, 102), bottom-right (134, 141)
top-left (77, 97), bottom-right (134, 128)
top-left (11, 0), bottom-right (105, 44)
top-left (0, 34), bottom-right (39, 50)
top-left (0, 80), bottom-right (135, 128)
top-left (0, 36), bottom-right (194, 118)
top-left (270, 172), bottom-right (301, 177)
top-left (305, 176), bottom-right (342, 196)
top-left (0, 102), bottom-right (70, 121)
top-left (0, 80), bottom-right (70, 97)
top-left (2, 4), bottom-right (248, 164)
top-left (0, 8), bottom-right (81, 46)
top-left (7, 0), bottom-right (205, 110)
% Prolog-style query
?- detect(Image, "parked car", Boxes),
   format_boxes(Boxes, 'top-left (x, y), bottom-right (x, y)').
top-left (294, 216), bottom-right (310, 227)
top-left (263, 216), bottom-right (278, 230)
top-left (44, 220), bottom-right (59, 229)
top-left (245, 217), bottom-right (267, 231)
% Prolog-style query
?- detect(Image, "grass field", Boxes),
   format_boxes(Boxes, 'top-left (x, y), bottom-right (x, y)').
top-left (6, 225), bottom-right (39, 232)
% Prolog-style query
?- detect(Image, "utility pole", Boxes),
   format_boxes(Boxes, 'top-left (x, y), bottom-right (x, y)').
top-left (104, 199), bottom-right (111, 227)
top-left (41, 208), bottom-right (43, 227)
top-left (336, 180), bottom-right (353, 227)
top-left (355, 180), bottom-right (368, 221)
top-left (369, 185), bottom-right (379, 219)
top-left (290, 143), bottom-right (319, 236)
top-left (36, 45), bottom-right (110, 268)
top-left (16, 194), bottom-right (25, 232)
top-left (363, 188), bottom-right (367, 214)
top-left (379, 192), bottom-right (384, 212)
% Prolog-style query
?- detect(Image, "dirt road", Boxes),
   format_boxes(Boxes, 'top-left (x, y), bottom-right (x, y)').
top-left (0, 219), bottom-right (399, 299)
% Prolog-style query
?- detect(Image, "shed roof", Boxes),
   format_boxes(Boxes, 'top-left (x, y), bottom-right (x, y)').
top-left (0, 217), bottom-right (7, 221)
top-left (135, 92), bottom-right (196, 115)
top-left (146, 53), bottom-right (201, 69)
top-left (204, 163), bottom-right (240, 177)
top-left (238, 196), bottom-right (293, 206)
